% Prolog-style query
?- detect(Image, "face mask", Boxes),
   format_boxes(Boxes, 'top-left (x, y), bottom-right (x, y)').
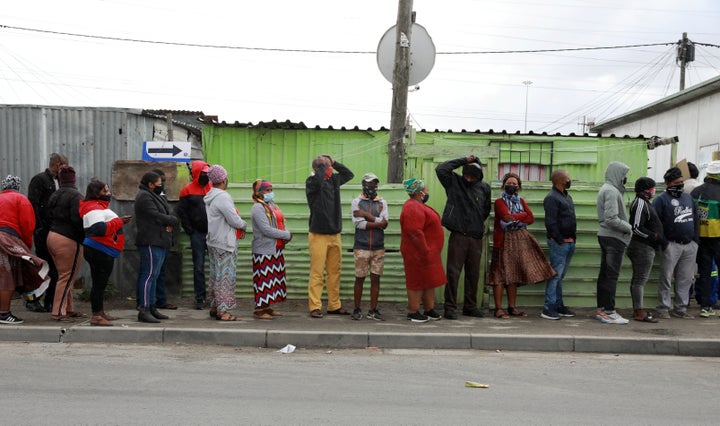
top-left (263, 192), bottom-right (275, 203)
top-left (153, 186), bottom-right (163, 195)
top-left (421, 192), bottom-right (430, 203)
top-left (667, 184), bottom-right (684, 198)
top-left (160, 182), bottom-right (166, 192)
top-left (564, 180), bottom-right (572, 189)
top-left (622, 177), bottom-right (628, 185)
top-left (324, 167), bottom-right (334, 180)
top-left (198, 174), bottom-right (210, 186)
top-left (504, 185), bottom-right (518, 195)
top-left (99, 195), bottom-right (112, 202)
top-left (638, 188), bottom-right (654, 200)
top-left (362, 184), bottom-right (377, 199)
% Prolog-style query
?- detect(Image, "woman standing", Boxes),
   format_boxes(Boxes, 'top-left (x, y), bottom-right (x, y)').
top-left (399, 178), bottom-right (446, 323)
top-left (0, 175), bottom-right (49, 325)
top-left (46, 165), bottom-right (86, 322)
top-left (488, 173), bottom-right (555, 319)
top-left (205, 165), bottom-right (247, 321)
top-left (79, 179), bottom-right (132, 326)
top-left (250, 180), bottom-right (292, 319)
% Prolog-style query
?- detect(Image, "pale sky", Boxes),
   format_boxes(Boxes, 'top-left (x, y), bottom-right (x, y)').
top-left (1, 0), bottom-right (719, 134)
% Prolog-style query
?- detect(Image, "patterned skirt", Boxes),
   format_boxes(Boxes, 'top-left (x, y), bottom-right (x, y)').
top-left (487, 229), bottom-right (556, 287)
top-left (252, 250), bottom-right (287, 308)
top-left (207, 246), bottom-right (237, 311)
top-left (0, 230), bottom-right (50, 295)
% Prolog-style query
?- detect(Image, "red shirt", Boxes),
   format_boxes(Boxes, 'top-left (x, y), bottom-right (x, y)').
top-left (492, 197), bottom-right (534, 248)
top-left (0, 189), bottom-right (36, 247)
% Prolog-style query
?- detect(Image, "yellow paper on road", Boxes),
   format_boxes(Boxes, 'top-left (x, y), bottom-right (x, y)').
top-left (465, 381), bottom-right (489, 388)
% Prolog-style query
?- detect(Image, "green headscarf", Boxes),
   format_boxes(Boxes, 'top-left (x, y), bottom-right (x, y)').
top-left (403, 177), bottom-right (425, 194)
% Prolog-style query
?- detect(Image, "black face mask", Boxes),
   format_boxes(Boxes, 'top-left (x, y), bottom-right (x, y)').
top-left (565, 180), bottom-right (572, 189)
top-left (198, 174), bottom-right (210, 186)
top-left (622, 177), bottom-right (628, 186)
top-left (362, 184), bottom-right (377, 199)
top-left (504, 185), bottom-right (518, 195)
top-left (99, 195), bottom-right (112, 202)
top-left (667, 184), bottom-right (684, 198)
top-left (153, 186), bottom-right (164, 195)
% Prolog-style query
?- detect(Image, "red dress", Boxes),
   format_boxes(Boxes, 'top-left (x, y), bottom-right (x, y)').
top-left (400, 199), bottom-right (446, 291)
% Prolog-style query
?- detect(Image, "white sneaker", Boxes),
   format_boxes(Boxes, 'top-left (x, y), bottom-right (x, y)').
top-left (604, 311), bottom-right (629, 325)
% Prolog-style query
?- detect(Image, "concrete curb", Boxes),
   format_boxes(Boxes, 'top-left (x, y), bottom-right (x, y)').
top-left (2, 325), bottom-right (720, 357)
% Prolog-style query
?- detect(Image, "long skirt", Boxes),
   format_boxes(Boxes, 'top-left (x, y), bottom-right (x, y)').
top-left (488, 228), bottom-right (556, 287)
top-left (0, 231), bottom-right (49, 295)
top-left (252, 250), bottom-right (287, 308)
top-left (207, 246), bottom-right (237, 311)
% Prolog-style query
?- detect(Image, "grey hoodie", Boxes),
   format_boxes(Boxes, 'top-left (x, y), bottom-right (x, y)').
top-left (204, 187), bottom-right (247, 252)
top-left (597, 161), bottom-right (632, 245)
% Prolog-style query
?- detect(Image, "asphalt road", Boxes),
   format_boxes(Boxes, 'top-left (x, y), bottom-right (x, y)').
top-left (1, 343), bottom-right (718, 425)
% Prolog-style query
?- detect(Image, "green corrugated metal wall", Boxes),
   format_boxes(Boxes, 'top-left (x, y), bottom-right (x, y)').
top-left (185, 125), bottom-right (650, 308)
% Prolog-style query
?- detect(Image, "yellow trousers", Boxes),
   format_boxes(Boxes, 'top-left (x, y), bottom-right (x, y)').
top-left (307, 232), bottom-right (343, 312)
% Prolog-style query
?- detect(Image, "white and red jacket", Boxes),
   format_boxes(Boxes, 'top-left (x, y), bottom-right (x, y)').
top-left (79, 199), bottom-right (125, 257)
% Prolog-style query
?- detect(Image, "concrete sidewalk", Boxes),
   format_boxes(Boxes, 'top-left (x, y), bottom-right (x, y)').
top-left (2, 298), bottom-right (719, 357)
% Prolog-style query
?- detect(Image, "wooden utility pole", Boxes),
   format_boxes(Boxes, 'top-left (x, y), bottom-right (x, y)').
top-left (166, 113), bottom-right (174, 141)
top-left (387, 0), bottom-right (413, 183)
top-left (678, 32), bottom-right (688, 91)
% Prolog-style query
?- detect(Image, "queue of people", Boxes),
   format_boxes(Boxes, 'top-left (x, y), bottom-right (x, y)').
top-left (3, 152), bottom-right (719, 326)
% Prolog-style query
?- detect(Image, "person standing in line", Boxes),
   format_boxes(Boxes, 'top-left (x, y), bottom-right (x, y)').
top-left (250, 179), bottom-right (291, 320)
top-left (134, 171), bottom-right (178, 323)
top-left (435, 155), bottom-right (491, 320)
top-left (0, 175), bottom-right (49, 325)
top-left (26, 152), bottom-right (67, 312)
top-left (151, 169), bottom-right (177, 310)
top-left (350, 173), bottom-right (389, 321)
top-left (626, 177), bottom-right (662, 323)
top-left (541, 169), bottom-right (577, 320)
top-left (46, 165), bottom-right (86, 322)
top-left (652, 167), bottom-right (698, 319)
top-left (305, 154), bottom-right (354, 318)
top-left (399, 178), bottom-right (445, 323)
top-left (683, 162), bottom-right (701, 194)
top-left (488, 173), bottom-right (555, 319)
top-left (595, 161), bottom-right (632, 325)
top-left (176, 160), bottom-right (211, 310)
top-left (204, 165), bottom-right (247, 321)
top-left (79, 179), bottom-right (132, 326)
top-left (690, 160), bottom-right (720, 318)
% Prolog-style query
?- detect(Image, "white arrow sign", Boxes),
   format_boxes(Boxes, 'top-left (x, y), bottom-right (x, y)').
top-left (143, 141), bottom-right (191, 162)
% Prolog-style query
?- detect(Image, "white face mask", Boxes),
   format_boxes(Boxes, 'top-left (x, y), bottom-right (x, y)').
top-left (263, 192), bottom-right (275, 202)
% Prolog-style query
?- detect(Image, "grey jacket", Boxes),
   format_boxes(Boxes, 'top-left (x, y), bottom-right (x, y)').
top-left (204, 187), bottom-right (247, 252)
top-left (597, 161), bottom-right (632, 245)
top-left (251, 202), bottom-right (291, 255)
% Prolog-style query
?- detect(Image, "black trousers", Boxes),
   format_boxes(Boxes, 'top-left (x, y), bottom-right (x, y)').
top-left (444, 232), bottom-right (483, 312)
top-left (596, 236), bottom-right (627, 311)
top-left (83, 245), bottom-right (115, 313)
top-left (696, 237), bottom-right (720, 308)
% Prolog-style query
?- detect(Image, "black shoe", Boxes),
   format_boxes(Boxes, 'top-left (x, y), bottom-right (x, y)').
top-left (462, 308), bottom-right (485, 318)
top-left (150, 305), bottom-right (169, 320)
top-left (194, 299), bottom-right (205, 310)
top-left (407, 311), bottom-right (429, 323)
top-left (137, 308), bottom-right (161, 323)
top-left (444, 310), bottom-right (458, 320)
top-left (25, 300), bottom-right (48, 312)
top-left (423, 309), bottom-right (441, 320)
top-left (557, 306), bottom-right (576, 317)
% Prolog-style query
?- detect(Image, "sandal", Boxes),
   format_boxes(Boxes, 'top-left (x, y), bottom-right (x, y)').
top-left (215, 311), bottom-right (241, 321)
top-left (327, 307), bottom-right (350, 315)
top-left (507, 307), bottom-right (528, 317)
top-left (67, 311), bottom-right (88, 318)
top-left (265, 308), bottom-right (283, 316)
top-left (494, 309), bottom-right (510, 319)
top-left (310, 309), bottom-right (324, 318)
top-left (53, 315), bottom-right (75, 322)
top-left (253, 309), bottom-right (273, 320)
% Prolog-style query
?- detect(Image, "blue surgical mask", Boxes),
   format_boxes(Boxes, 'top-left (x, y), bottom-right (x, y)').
top-left (263, 192), bottom-right (275, 203)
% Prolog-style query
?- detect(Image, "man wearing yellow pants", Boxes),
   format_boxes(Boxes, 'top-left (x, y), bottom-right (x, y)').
top-left (305, 155), bottom-right (354, 318)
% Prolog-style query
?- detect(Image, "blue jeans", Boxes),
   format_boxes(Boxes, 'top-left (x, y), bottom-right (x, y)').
top-left (189, 232), bottom-right (207, 302)
top-left (155, 256), bottom-right (169, 306)
top-left (544, 239), bottom-right (575, 312)
top-left (137, 245), bottom-right (167, 308)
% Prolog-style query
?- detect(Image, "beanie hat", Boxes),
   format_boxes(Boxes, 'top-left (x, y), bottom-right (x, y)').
top-left (663, 167), bottom-right (682, 184)
top-left (207, 165), bottom-right (228, 184)
top-left (58, 165), bottom-right (76, 185)
top-left (634, 177), bottom-right (656, 193)
top-left (1, 175), bottom-right (21, 191)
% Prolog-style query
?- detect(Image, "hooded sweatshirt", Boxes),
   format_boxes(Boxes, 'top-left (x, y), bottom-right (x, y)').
top-left (597, 161), bottom-right (632, 245)
top-left (204, 186), bottom-right (247, 252)
top-left (177, 160), bottom-right (211, 235)
top-left (79, 199), bottom-right (125, 257)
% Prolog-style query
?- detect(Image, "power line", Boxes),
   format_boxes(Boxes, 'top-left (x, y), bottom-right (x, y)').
top-left (0, 23), bottom-right (673, 55)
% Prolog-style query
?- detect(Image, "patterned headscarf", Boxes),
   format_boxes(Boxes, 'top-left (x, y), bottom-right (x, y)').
top-left (252, 179), bottom-right (273, 202)
top-left (1, 175), bottom-right (21, 191)
top-left (403, 177), bottom-right (425, 194)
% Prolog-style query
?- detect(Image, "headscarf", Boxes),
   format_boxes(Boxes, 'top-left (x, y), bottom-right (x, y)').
top-left (252, 179), bottom-right (273, 202)
top-left (403, 177), bottom-right (425, 194)
top-left (1, 175), bottom-right (21, 191)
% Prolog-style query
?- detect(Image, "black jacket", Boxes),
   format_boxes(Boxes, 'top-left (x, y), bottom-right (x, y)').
top-left (435, 158), bottom-right (491, 238)
top-left (47, 184), bottom-right (84, 243)
top-left (543, 186), bottom-right (577, 243)
top-left (305, 162), bottom-right (354, 234)
top-left (134, 185), bottom-right (178, 248)
top-left (27, 168), bottom-right (57, 232)
top-left (629, 196), bottom-right (662, 249)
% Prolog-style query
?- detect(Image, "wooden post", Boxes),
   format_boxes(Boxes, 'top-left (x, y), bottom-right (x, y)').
top-left (166, 113), bottom-right (174, 141)
top-left (387, 0), bottom-right (413, 183)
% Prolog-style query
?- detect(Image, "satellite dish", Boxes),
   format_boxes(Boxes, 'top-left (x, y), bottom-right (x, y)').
top-left (377, 23), bottom-right (436, 86)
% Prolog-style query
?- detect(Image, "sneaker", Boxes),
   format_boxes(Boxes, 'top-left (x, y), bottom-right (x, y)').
top-left (557, 306), bottom-right (576, 317)
top-left (25, 300), bottom-right (47, 312)
top-left (595, 311), bottom-right (610, 323)
top-left (540, 309), bottom-right (561, 320)
top-left (604, 311), bottom-right (630, 325)
top-left (0, 312), bottom-right (24, 324)
top-left (444, 310), bottom-right (458, 320)
top-left (407, 311), bottom-right (429, 323)
top-left (656, 310), bottom-right (671, 319)
top-left (351, 308), bottom-right (363, 321)
top-left (670, 310), bottom-right (694, 319)
top-left (462, 308), bottom-right (485, 318)
top-left (699, 307), bottom-right (716, 318)
top-left (366, 309), bottom-right (385, 321)
top-left (423, 309), bottom-right (442, 320)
